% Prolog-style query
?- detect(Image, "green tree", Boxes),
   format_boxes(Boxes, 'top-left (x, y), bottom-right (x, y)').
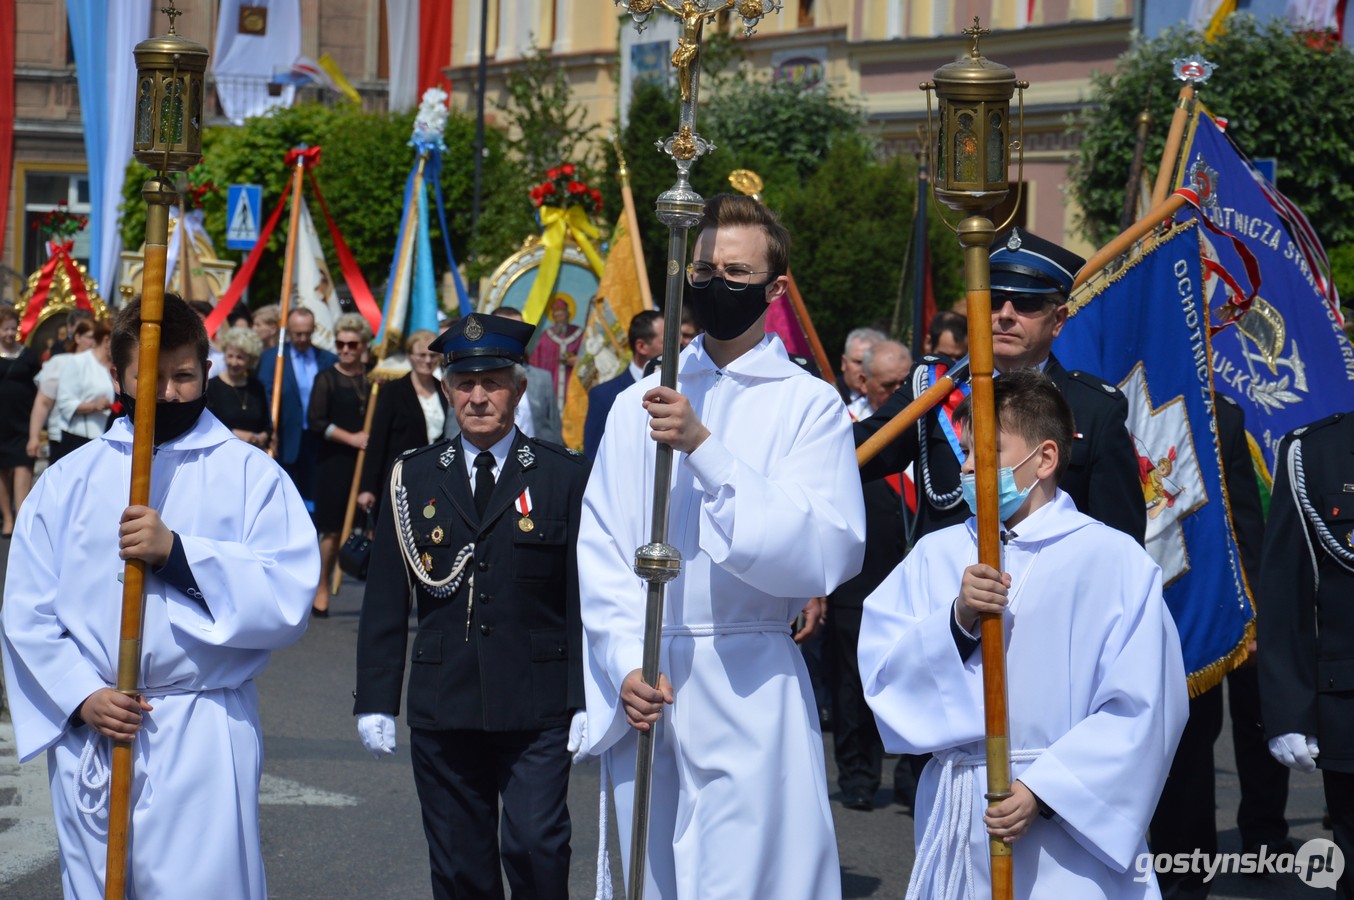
top-left (1068, 16), bottom-right (1354, 300)
top-left (119, 102), bottom-right (530, 307)
top-left (778, 139), bottom-right (963, 362)
top-left (495, 48), bottom-right (606, 176)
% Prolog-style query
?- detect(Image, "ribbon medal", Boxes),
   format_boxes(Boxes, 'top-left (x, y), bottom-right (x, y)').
top-left (516, 488), bottom-right (535, 532)
top-left (423, 498), bottom-right (437, 519)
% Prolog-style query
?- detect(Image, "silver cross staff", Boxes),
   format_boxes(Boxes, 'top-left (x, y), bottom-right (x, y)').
top-left (612, 2), bottom-right (779, 898)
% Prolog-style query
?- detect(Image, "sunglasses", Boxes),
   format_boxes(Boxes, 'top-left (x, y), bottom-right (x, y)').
top-left (335, 339), bottom-right (363, 350)
top-left (993, 292), bottom-right (1057, 316)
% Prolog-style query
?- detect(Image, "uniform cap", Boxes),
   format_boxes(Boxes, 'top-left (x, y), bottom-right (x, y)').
top-left (989, 227), bottom-right (1086, 297)
top-left (429, 313), bottom-right (536, 372)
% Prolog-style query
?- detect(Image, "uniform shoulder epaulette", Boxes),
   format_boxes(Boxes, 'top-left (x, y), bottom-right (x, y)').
top-left (528, 436), bottom-right (590, 464)
top-left (1064, 368), bottom-right (1121, 398)
top-left (401, 440), bottom-right (446, 460)
top-left (1288, 411), bottom-right (1344, 441)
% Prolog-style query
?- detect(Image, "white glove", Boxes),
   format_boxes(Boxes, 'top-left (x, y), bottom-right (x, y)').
top-left (358, 713), bottom-right (397, 759)
top-left (566, 711), bottom-right (587, 763)
top-left (1268, 732), bottom-right (1319, 773)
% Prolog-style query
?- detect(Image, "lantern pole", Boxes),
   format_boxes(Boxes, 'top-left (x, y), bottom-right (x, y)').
top-left (919, 19), bottom-right (1025, 900)
top-left (612, 3), bottom-right (781, 897)
top-left (107, 4), bottom-right (208, 896)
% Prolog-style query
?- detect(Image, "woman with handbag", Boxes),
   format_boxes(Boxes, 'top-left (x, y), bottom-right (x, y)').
top-left (307, 313), bottom-right (372, 617)
top-left (355, 329), bottom-right (445, 515)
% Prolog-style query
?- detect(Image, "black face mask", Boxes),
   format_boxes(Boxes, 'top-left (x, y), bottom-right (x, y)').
top-left (686, 276), bottom-right (773, 341)
top-left (120, 385), bottom-right (208, 446)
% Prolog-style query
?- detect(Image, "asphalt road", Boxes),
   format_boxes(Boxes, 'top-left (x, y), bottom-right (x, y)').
top-left (0, 551), bottom-right (1338, 898)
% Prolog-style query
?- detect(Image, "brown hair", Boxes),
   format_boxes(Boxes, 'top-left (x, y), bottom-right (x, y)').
top-left (696, 193), bottom-right (790, 278)
top-left (111, 293), bottom-right (210, 381)
top-left (954, 368), bottom-right (1074, 480)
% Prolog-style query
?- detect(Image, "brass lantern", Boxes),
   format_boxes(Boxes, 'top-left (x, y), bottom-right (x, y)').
top-left (921, 19), bottom-right (1027, 215)
top-left (132, 12), bottom-right (209, 173)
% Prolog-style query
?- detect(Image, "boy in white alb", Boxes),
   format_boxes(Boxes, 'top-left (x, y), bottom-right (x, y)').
top-left (859, 369), bottom-right (1188, 899)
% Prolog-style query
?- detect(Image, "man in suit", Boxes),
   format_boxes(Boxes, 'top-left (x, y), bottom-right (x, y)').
top-left (354, 312), bottom-right (590, 900)
top-left (443, 307), bottom-right (562, 445)
top-left (855, 227), bottom-right (1146, 545)
top-left (582, 309), bottom-right (664, 458)
top-left (257, 306), bottom-right (336, 506)
top-left (836, 327), bottom-right (886, 406)
top-left (1260, 409), bottom-right (1354, 899)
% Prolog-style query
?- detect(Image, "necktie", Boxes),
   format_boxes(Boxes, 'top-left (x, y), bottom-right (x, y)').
top-left (473, 451), bottom-right (495, 518)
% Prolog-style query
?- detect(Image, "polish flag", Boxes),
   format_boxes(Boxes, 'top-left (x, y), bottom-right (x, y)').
top-left (387, 1), bottom-right (454, 112)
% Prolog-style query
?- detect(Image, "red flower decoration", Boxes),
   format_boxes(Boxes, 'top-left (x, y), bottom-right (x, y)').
top-left (528, 162), bottom-right (603, 215)
top-left (36, 203), bottom-right (89, 240)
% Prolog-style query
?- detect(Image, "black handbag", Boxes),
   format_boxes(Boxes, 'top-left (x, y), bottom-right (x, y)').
top-left (338, 509), bottom-right (374, 580)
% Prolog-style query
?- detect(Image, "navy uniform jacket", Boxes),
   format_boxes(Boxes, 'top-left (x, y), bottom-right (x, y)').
top-left (856, 353), bottom-right (1147, 544)
top-left (1258, 411), bottom-right (1354, 771)
top-left (354, 429), bottom-right (589, 731)
top-left (583, 369), bottom-right (636, 459)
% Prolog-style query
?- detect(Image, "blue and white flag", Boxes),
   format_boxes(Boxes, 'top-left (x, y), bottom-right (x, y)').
top-left (1179, 108), bottom-right (1354, 471)
top-left (1056, 221), bottom-right (1251, 693)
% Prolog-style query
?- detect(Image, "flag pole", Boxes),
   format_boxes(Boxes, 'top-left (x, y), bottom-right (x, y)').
top-left (1150, 57), bottom-right (1213, 207)
top-left (332, 148), bottom-right (430, 596)
top-left (107, 9), bottom-right (207, 895)
top-left (727, 168), bottom-right (834, 381)
top-left (615, 138), bottom-right (655, 310)
top-left (268, 149), bottom-right (311, 455)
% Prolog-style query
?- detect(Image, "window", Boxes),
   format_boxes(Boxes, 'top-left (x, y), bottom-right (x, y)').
top-left (21, 172), bottom-right (92, 276)
top-left (799, 0), bottom-right (815, 28)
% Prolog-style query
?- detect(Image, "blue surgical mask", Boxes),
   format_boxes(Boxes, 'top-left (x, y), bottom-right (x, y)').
top-left (960, 445), bottom-right (1041, 522)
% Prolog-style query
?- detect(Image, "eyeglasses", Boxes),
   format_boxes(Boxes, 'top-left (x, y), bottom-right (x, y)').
top-left (992, 292), bottom-right (1058, 316)
top-left (687, 262), bottom-right (773, 291)
top-left (335, 339), bottom-right (362, 350)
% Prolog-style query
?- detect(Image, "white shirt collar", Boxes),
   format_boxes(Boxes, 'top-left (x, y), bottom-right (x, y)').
top-left (628, 360), bottom-right (646, 383)
top-left (460, 428), bottom-right (517, 481)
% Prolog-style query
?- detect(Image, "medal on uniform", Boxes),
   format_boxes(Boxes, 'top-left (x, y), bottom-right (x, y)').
top-left (421, 551), bottom-right (434, 572)
top-left (423, 498), bottom-right (437, 519)
top-left (515, 487), bottom-right (534, 532)
top-left (431, 525), bottom-right (445, 544)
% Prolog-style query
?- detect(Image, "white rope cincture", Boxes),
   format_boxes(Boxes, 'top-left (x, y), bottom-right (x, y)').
top-left (595, 752), bottom-right (613, 900)
top-left (1290, 437), bottom-right (1354, 578)
top-left (73, 731), bottom-right (111, 832)
top-left (914, 364), bottom-right (965, 511)
top-left (390, 458), bottom-right (476, 599)
top-left (906, 748), bottom-right (1045, 900)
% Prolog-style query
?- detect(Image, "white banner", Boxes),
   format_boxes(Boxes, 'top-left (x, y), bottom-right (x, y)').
top-left (212, 0), bottom-right (302, 124)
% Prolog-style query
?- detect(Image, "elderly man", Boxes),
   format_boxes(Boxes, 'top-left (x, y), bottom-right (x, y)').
top-left (257, 306), bottom-right (336, 506)
top-left (838, 326), bottom-right (887, 406)
top-left (855, 227), bottom-right (1144, 545)
top-left (354, 313), bottom-right (589, 900)
top-left (856, 339), bottom-right (912, 420)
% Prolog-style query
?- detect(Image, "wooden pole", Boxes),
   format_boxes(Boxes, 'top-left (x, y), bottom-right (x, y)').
top-left (267, 153), bottom-right (309, 458)
top-left (1150, 83), bottom-right (1195, 208)
top-left (104, 175), bottom-right (177, 900)
top-left (855, 357), bottom-right (969, 468)
top-left (332, 151), bottom-right (429, 595)
top-left (955, 216), bottom-right (1013, 900)
top-left (1072, 192), bottom-right (1189, 293)
top-left (783, 271), bottom-right (835, 383)
top-left (1119, 107), bottom-right (1153, 232)
top-left (616, 142), bottom-right (655, 311)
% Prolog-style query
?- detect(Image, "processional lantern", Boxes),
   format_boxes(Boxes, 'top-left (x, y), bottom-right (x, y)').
top-left (921, 18), bottom-right (1027, 900)
top-left (133, 8), bottom-right (208, 175)
top-left (922, 19), bottom-right (1026, 216)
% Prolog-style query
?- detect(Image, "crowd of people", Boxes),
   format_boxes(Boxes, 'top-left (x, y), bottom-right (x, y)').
top-left (0, 196), bottom-right (1351, 900)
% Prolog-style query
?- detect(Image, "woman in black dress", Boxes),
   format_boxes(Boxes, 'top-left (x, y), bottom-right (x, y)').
top-left (0, 305), bottom-right (42, 536)
top-left (307, 313), bottom-right (371, 615)
top-left (206, 327), bottom-right (272, 451)
top-left (355, 329), bottom-right (446, 516)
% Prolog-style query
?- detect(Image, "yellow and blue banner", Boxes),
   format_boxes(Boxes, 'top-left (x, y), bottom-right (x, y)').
top-left (1056, 221), bottom-right (1251, 693)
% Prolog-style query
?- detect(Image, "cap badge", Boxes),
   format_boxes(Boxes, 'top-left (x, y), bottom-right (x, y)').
top-left (464, 315), bottom-right (484, 342)
top-left (1006, 230), bottom-right (1022, 251)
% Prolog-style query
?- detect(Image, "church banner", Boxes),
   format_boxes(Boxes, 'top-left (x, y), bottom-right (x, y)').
top-left (1055, 221), bottom-right (1252, 694)
top-left (1178, 107), bottom-right (1354, 471)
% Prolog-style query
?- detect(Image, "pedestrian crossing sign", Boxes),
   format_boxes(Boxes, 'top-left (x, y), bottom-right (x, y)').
top-left (226, 184), bottom-right (263, 250)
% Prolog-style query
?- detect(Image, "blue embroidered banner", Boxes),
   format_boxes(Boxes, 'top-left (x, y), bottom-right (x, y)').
top-left (1056, 222), bottom-right (1250, 692)
top-left (1179, 108), bottom-right (1354, 472)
